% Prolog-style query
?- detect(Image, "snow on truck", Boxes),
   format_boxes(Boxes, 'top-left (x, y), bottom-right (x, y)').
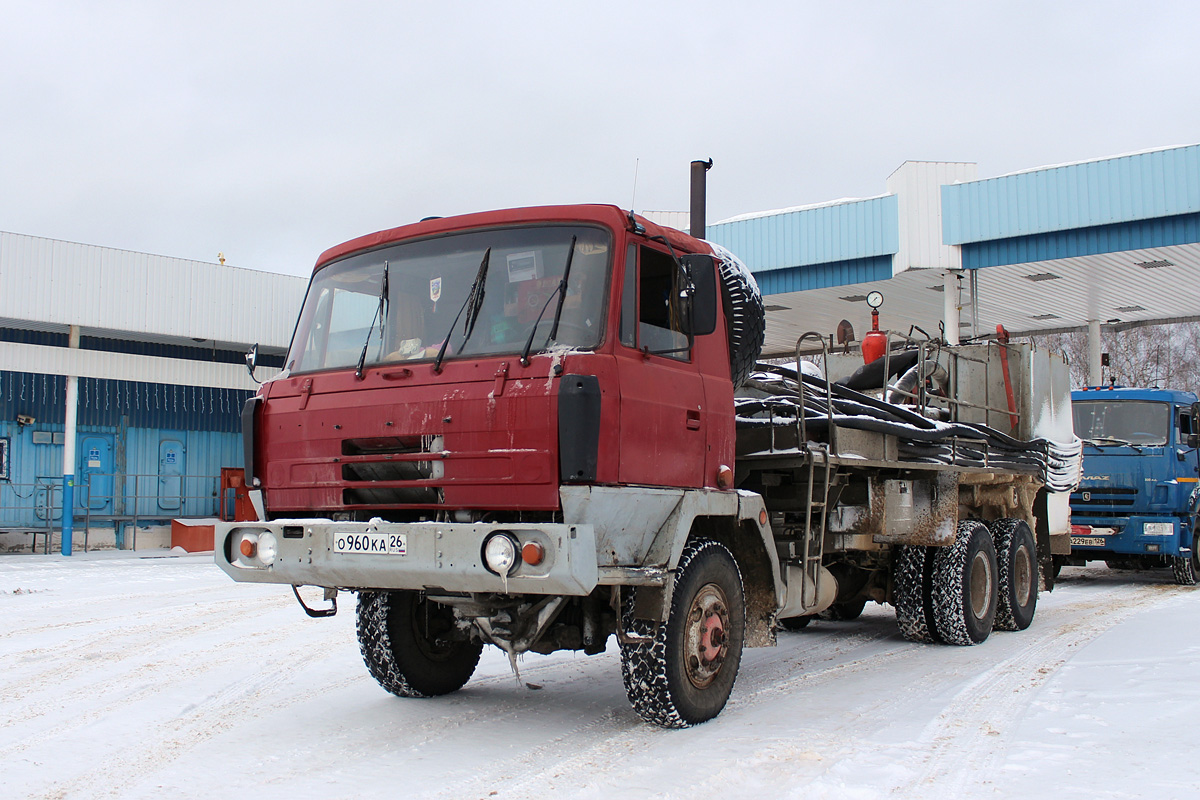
top-left (216, 204), bottom-right (1081, 727)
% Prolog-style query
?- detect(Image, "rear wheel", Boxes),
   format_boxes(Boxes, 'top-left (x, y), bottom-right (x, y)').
top-left (894, 544), bottom-right (936, 643)
top-left (1172, 530), bottom-right (1200, 586)
top-left (931, 520), bottom-right (998, 645)
top-left (621, 539), bottom-right (746, 728)
top-left (991, 518), bottom-right (1038, 631)
top-left (357, 590), bottom-right (483, 697)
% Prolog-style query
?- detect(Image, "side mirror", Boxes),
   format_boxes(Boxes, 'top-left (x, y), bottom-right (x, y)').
top-left (245, 343), bottom-right (259, 380)
top-left (1188, 433), bottom-right (1200, 449)
top-left (680, 254), bottom-right (717, 336)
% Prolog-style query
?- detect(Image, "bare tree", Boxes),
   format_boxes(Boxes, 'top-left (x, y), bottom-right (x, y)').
top-left (1030, 322), bottom-right (1200, 398)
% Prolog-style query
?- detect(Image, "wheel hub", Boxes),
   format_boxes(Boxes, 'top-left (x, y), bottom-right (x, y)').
top-left (1013, 544), bottom-right (1033, 606)
top-left (684, 583), bottom-right (729, 689)
top-left (969, 551), bottom-right (995, 619)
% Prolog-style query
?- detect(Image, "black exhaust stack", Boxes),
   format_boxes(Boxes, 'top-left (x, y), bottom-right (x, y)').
top-left (690, 158), bottom-right (713, 239)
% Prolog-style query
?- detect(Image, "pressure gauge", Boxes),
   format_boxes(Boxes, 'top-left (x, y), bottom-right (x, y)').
top-left (867, 291), bottom-right (884, 309)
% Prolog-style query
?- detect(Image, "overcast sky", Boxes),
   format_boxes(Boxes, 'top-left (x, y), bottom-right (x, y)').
top-left (2, 1), bottom-right (1198, 277)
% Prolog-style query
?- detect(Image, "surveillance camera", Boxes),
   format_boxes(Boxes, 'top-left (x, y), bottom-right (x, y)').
top-left (16, 414), bottom-right (35, 426)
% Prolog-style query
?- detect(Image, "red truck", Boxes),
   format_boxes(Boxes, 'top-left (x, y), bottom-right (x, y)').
top-left (218, 204), bottom-right (1078, 727)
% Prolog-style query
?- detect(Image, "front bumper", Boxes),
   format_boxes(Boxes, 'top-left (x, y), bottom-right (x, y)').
top-left (215, 519), bottom-right (600, 596)
top-left (1069, 516), bottom-right (1182, 557)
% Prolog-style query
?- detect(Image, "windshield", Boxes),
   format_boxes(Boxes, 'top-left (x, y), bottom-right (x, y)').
top-left (285, 225), bottom-right (611, 373)
top-left (1073, 400), bottom-right (1170, 446)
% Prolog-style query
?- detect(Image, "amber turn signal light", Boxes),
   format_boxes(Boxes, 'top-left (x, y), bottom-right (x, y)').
top-left (716, 465), bottom-right (734, 489)
top-left (522, 540), bottom-right (546, 566)
top-left (239, 538), bottom-right (257, 558)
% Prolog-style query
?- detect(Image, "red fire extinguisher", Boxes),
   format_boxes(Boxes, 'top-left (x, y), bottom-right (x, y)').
top-left (862, 291), bottom-right (887, 364)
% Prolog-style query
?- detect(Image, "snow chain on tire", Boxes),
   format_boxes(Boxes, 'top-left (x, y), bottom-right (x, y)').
top-left (620, 539), bottom-right (746, 728)
top-left (1172, 529), bottom-right (1199, 586)
top-left (356, 590), bottom-right (482, 698)
top-left (931, 520), bottom-right (998, 646)
top-left (894, 544), bottom-right (935, 643)
top-left (990, 518), bottom-right (1038, 631)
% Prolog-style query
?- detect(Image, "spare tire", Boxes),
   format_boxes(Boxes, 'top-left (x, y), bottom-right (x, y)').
top-left (709, 243), bottom-right (765, 388)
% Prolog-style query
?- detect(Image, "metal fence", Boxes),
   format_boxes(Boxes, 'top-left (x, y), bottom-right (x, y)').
top-left (0, 472), bottom-right (231, 553)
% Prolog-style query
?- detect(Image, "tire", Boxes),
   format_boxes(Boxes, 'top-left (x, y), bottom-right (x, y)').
top-left (778, 614), bottom-right (812, 630)
top-left (712, 246), bottom-right (765, 389)
top-left (620, 539), bottom-right (746, 728)
top-left (1172, 531), bottom-right (1199, 586)
top-left (991, 518), bottom-right (1038, 631)
top-left (894, 544), bottom-right (936, 643)
top-left (931, 520), bottom-right (998, 646)
top-left (823, 597), bottom-right (867, 621)
top-left (356, 590), bottom-right (483, 697)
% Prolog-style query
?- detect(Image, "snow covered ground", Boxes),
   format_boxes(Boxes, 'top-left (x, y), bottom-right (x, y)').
top-left (2, 550), bottom-right (1197, 800)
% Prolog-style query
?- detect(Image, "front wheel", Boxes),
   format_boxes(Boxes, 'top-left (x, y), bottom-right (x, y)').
top-left (1172, 530), bottom-right (1200, 586)
top-left (621, 539), bottom-right (746, 728)
top-left (357, 590), bottom-right (483, 697)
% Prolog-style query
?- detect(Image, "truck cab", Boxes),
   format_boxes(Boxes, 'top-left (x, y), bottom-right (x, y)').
top-left (244, 205), bottom-right (739, 525)
top-left (1068, 386), bottom-right (1200, 583)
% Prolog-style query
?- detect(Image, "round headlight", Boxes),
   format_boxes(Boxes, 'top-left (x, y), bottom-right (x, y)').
top-left (483, 533), bottom-right (519, 576)
top-left (258, 531), bottom-right (278, 566)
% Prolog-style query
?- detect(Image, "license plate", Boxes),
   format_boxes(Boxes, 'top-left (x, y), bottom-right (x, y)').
top-left (1071, 536), bottom-right (1106, 547)
top-left (333, 531), bottom-right (407, 555)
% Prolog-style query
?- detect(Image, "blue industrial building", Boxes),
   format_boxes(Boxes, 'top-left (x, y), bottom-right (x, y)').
top-left (0, 233), bottom-right (306, 551)
top-left (698, 144), bottom-right (1200, 378)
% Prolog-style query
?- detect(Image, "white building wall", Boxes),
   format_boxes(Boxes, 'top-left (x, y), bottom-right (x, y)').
top-left (0, 231), bottom-right (306, 349)
top-left (886, 161), bottom-right (978, 274)
top-left (0, 341), bottom-right (276, 390)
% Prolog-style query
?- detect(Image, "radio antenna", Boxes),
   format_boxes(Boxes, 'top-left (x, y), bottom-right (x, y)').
top-left (631, 158), bottom-right (640, 211)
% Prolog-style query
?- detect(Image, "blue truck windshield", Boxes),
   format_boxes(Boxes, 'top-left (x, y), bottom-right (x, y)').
top-left (285, 225), bottom-right (612, 374)
top-left (1072, 400), bottom-right (1170, 446)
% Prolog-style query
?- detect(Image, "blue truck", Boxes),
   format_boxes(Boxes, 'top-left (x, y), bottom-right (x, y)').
top-left (1066, 386), bottom-right (1200, 584)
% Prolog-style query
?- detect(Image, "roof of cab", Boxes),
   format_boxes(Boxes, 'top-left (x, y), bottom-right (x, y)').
top-left (313, 204), bottom-right (710, 272)
top-left (1072, 386), bottom-right (1199, 405)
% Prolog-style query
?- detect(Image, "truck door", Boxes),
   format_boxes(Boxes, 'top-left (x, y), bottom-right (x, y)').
top-left (614, 243), bottom-right (707, 488)
top-left (1178, 404), bottom-right (1200, 500)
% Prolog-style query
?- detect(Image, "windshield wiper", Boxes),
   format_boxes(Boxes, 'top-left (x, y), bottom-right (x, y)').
top-left (520, 235), bottom-right (577, 366)
top-left (355, 261), bottom-right (389, 380)
top-left (1086, 436), bottom-right (1144, 451)
top-left (433, 248), bottom-right (490, 373)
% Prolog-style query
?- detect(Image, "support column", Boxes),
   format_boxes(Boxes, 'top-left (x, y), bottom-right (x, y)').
top-left (61, 325), bottom-right (80, 556)
top-left (944, 271), bottom-right (960, 345)
top-left (1087, 319), bottom-right (1103, 387)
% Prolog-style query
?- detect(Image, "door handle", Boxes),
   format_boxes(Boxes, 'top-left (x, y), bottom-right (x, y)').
top-left (686, 409), bottom-right (701, 430)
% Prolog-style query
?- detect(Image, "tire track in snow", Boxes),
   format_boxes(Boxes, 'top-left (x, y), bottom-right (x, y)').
top-left (892, 576), bottom-right (1184, 798)
top-left (22, 615), bottom-right (357, 800)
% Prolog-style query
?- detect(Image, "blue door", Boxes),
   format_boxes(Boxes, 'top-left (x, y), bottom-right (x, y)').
top-left (158, 438), bottom-right (185, 511)
top-left (79, 435), bottom-right (114, 512)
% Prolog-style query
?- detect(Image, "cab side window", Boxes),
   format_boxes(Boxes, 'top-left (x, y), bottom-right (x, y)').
top-left (618, 244), bottom-right (688, 359)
